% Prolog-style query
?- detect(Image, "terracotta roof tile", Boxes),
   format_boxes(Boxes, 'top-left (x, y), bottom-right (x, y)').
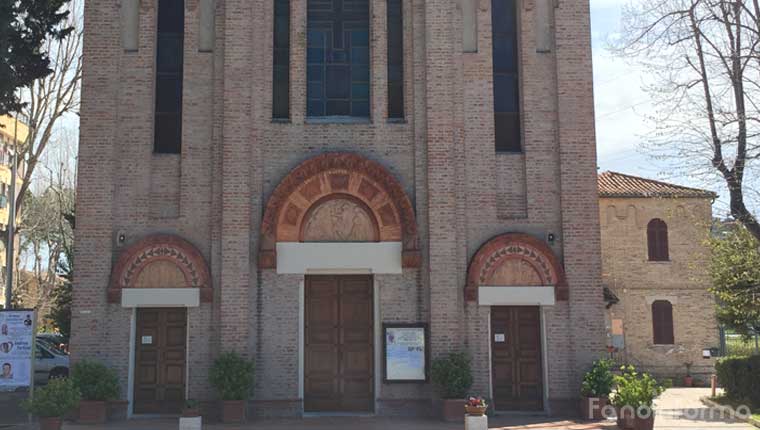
top-left (598, 171), bottom-right (717, 199)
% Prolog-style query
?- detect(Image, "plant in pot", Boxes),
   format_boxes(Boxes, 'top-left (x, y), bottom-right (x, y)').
top-left (182, 399), bottom-right (201, 417)
top-left (431, 352), bottom-right (473, 422)
top-left (465, 396), bottom-right (488, 416)
top-left (22, 377), bottom-right (81, 430)
top-left (580, 359), bottom-right (614, 420)
top-left (70, 360), bottom-right (120, 424)
top-left (611, 365), bottom-right (667, 430)
top-left (683, 362), bottom-right (693, 387)
top-left (209, 351), bottom-right (255, 424)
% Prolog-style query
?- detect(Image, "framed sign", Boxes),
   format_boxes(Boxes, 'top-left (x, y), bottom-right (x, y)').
top-left (383, 323), bottom-right (428, 383)
top-left (0, 309), bottom-right (35, 389)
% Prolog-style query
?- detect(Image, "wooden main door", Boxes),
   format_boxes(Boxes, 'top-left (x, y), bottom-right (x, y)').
top-left (491, 306), bottom-right (543, 411)
top-left (134, 308), bottom-right (187, 414)
top-left (304, 275), bottom-right (374, 412)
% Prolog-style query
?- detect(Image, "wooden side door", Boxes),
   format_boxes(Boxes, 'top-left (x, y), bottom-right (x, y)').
top-left (491, 306), bottom-right (543, 411)
top-left (134, 308), bottom-right (187, 414)
top-left (304, 275), bottom-right (373, 412)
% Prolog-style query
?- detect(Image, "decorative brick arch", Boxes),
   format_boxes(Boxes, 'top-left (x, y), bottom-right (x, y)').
top-left (259, 153), bottom-right (421, 269)
top-left (107, 234), bottom-right (212, 303)
top-left (465, 233), bottom-right (567, 302)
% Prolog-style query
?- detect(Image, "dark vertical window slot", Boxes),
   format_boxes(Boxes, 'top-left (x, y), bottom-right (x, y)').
top-left (652, 300), bottom-right (674, 345)
top-left (491, 0), bottom-right (520, 152)
top-left (273, 0), bottom-right (291, 119)
top-left (307, 0), bottom-right (370, 118)
top-left (154, 0), bottom-right (184, 154)
top-left (387, 0), bottom-right (403, 119)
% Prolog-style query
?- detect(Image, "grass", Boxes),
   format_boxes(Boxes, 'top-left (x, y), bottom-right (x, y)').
top-left (725, 334), bottom-right (760, 357)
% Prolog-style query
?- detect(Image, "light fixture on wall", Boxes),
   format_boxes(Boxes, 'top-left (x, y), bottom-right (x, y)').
top-left (547, 233), bottom-right (556, 244)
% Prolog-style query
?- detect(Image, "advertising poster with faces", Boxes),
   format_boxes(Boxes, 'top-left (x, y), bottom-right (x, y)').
top-left (0, 311), bottom-right (34, 387)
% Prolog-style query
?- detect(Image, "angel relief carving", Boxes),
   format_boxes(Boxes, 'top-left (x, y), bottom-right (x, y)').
top-left (302, 198), bottom-right (378, 242)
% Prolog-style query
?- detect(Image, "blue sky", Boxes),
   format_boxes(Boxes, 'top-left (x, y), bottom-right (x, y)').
top-left (591, 0), bottom-right (656, 177)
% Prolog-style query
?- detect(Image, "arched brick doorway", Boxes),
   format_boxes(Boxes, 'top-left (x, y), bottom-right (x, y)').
top-left (259, 152), bottom-right (420, 269)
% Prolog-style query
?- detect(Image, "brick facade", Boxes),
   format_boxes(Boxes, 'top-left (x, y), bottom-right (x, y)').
top-left (600, 185), bottom-right (719, 383)
top-left (72, 0), bottom-right (604, 417)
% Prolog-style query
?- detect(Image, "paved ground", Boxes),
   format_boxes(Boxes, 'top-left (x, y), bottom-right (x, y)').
top-left (4, 388), bottom-right (755, 430)
top-left (651, 388), bottom-right (753, 429)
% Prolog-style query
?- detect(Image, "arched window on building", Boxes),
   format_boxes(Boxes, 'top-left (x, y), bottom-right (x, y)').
top-left (306, 0), bottom-right (370, 117)
top-left (652, 300), bottom-right (674, 345)
top-left (647, 218), bottom-right (669, 261)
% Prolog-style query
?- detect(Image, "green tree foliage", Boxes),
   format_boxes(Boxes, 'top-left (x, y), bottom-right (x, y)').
top-left (0, 0), bottom-right (73, 114)
top-left (709, 225), bottom-right (760, 338)
top-left (209, 352), bottom-right (255, 401)
top-left (430, 352), bottom-right (474, 399)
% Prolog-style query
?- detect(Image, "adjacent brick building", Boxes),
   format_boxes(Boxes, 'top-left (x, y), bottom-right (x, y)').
top-left (599, 171), bottom-right (719, 383)
top-left (72, 0), bottom-right (605, 418)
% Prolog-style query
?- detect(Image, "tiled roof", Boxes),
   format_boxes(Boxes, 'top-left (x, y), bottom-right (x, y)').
top-left (598, 171), bottom-right (717, 199)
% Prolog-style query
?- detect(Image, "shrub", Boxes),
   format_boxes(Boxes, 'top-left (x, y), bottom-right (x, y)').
top-left (431, 352), bottom-right (473, 399)
top-left (611, 365), bottom-right (666, 409)
top-left (580, 359), bottom-right (615, 398)
top-left (70, 360), bottom-right (120, 401)
top-left (209, 352), bottom-right (255, 401)
top-left (716, 356), bottom-right (760, 407)
top-left (22, 378), bottom-right (81, 417)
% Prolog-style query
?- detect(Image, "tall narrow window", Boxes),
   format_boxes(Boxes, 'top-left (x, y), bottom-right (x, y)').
top-left (273, 0), bottom-right (290, 119)
top-left (491, 0), bottom-right (520, 152)
top-left (387, 0), bottom-right (403, 119)
top-left (652, 300), bottom-right (674, 345)
top-left (307, 0), bottom-right (370, 117)
top-left (154, 0), bottom-right (184, 154)
top-left (647, 218), bottom-right (669, 261)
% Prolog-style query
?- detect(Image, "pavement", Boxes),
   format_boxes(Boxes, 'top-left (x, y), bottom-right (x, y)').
top-left (4, 388), bottom-right (755, 430)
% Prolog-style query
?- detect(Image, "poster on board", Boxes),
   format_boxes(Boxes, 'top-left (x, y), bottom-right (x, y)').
top-left (383, 324), bottom-right (427, 382)
top-left (0, 310), bottom-right (34, 388)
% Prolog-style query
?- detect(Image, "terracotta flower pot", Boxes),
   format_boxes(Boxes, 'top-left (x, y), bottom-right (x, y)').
top-left (441, 399), bottom-right (465, 422)
top-left (39, 417), bottom-right (63, 430)
top-left (221, 400), bottom-right (246, 424)
top-left (580, 396), bottom-right (609, 420)
top-left (683, 376), bottom-right (693, 387)
top-left (465, 404), bottom-right (487, 416)
top-left (182, 407), bottom-right (201, 418)
top-left (78, 400), bottom-right (107, 424)
top-left (616, 406), bottom-right (636, 429)
top-left (634, 414), bottom-right (655, 430)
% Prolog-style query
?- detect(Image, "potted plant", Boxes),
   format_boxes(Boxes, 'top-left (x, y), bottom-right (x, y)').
top-left (580, 359), bottom-right (614, 420)
top-left (209, 352), bottom-right (255, 424)
top-left (683, 362), bottom-right (693, 387)
top-left (70, 360), bottom-right (120, 424)
top-left (465, 396), bottom-right (488, 416)
top-left (182, 399), bottom-right (201, 417)
top-left (22, 377), bottom-right (81, 430)
top-left (431, 352), bottom-right (473, 422)
top-left (611, 365), bottom-right (666, 430)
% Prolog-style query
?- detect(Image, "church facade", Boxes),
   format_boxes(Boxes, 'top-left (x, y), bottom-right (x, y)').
top-left (72, 0), bottom-right (605, 418)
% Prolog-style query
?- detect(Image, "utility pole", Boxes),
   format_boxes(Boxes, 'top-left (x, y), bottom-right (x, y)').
top-left (5, 115), bottom-right (18, 309)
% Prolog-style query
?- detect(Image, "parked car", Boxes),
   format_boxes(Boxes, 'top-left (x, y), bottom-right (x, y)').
top-left (36, 333), bottom-right (68, 353)
top-left (34, 342), bottom-right (69, 385)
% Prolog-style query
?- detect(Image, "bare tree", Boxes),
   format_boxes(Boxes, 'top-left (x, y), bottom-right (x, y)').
top-left (16, 0), bottom-right (81, 214)
top-left (618, 0), bottom-right (760, 241)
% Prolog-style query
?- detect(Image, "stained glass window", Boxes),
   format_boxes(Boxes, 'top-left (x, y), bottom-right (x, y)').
top-left (491, 0), bottom-right (520, 152)
top-left (307, 0), bottom-right (370, 117)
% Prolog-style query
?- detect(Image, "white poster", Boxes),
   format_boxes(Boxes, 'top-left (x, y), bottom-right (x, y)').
top-left (0, 311), bottom-right (34, 388)
top-left (385, 326), bottom-right (426, 381)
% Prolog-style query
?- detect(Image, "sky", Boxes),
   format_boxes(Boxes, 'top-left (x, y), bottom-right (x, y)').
top-left (591, 0), bottom-right (658, 177)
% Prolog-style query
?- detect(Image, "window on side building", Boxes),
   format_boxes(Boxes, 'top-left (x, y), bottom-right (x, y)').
top-left (306, 0), bottom-right (370, 118)
top-left (647, 218), bottom-right (669, 261)
top-left (154, 0), bottom-right (184, 154)
top-left (273, 0), bottom-right (290, 119)
top-left (491, 0), bottom-right (520, 152)
top-left (652, 300), bottom-right (674, 345)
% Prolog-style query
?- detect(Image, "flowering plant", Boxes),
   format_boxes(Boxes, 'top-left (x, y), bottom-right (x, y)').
top-left (466, 396), bottom-right (487, 408)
